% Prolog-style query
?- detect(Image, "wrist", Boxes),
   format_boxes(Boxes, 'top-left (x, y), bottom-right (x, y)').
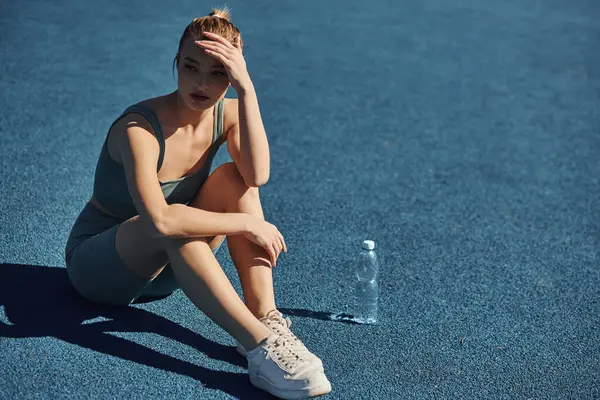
top-left (240, 213), bottom-right (253, 234)
top-left (235, 79), bottom-right (255, 96)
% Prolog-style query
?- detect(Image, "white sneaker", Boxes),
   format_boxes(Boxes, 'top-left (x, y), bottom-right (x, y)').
top-left (237, 310), bottom-right (325, 372)
top-left (247, 333), bottom-right (332, 399)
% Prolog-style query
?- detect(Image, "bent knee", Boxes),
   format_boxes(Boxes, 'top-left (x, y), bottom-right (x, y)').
top-left (218, 163), bottom-right (260, 198)
top-left (215, 162), bottom-right (246, 187)
top-left (189, 162), bottom-right (258, 211)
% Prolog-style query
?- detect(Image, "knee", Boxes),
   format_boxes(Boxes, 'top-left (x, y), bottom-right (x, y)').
top-left (187, 162), bottom-right (260, 216)
top-left (217, 162), bottom-right (259, 201)
top-left (217, 162), bottom-right (246, 188)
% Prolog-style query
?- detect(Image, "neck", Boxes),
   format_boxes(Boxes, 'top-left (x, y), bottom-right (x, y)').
top-left (171, 91), bottom-right (214, 130)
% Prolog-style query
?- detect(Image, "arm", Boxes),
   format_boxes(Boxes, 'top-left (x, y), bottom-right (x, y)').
top-left (235, 85), bottom-right (270, 187)
top-left (226, 91), bottom-right (270, 187)
top-left (198, 32), bottom-right (270, 187)
top-left (160, 203), bottom-right (249, 239)
top-left (117, 117), bottom-right (249, 239)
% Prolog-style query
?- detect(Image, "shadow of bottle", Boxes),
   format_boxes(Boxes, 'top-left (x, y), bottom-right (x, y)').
top-left (278, 308), bottom-right (363, 325)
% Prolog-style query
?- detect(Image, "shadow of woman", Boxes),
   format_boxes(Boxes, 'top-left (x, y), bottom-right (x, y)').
top-left (0, 263), bottom-right (275, 399)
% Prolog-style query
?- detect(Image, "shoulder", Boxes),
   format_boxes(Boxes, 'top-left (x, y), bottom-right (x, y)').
top-left (222, 97), bottom-right (239, 139)
top-left (112, 105), bottom-right (158, 140)
top-left (121, 95), bottom-right (165, 129)
top-left (137, 95), bottom-right (171, 125)
top-left (106, 98), bottom-right (164, 162)
top-left (123, 94), bottom-right (177, 137)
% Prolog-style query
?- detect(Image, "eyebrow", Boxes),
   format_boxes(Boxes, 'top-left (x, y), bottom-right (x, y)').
top-left (184, 56), bottom-right (225, 68)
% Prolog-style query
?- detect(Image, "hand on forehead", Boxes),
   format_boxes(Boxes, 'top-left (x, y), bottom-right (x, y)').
top-left (180, 39), bottom-right (223, 67)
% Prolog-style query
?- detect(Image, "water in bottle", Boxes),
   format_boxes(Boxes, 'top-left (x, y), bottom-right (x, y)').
top-left (354, 240), bottom-right (380, 324)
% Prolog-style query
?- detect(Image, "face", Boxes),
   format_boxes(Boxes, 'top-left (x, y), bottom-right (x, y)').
top-left (176, 37), bottom-right (230, 109)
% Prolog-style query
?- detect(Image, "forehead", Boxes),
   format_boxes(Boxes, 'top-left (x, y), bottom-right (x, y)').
top-left (180, 38), bottom-right (218, 64)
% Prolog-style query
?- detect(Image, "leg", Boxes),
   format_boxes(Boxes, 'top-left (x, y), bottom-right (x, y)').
top-left (113, 163), bottom-right (271, 350)
top-left (206, 164), bottom-right (277, 319)
top-left (114, 163), bottom-right (332, 398)
top-left (163, 236), bottom-right (269, 350)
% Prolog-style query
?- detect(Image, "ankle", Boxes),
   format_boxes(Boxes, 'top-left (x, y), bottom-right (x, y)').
top-left (245, 335), bottom-right (270, 353)
top-left (241, 322), bottom-right (272, 351)
top-left (250, 306), bottom-right (278, 320)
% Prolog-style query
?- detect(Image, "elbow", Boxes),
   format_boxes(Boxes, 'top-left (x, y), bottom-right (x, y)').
top-left (151, 205), bottom-right (178, 238)
top-left (239, 163), bottom-right (269, 187)
top-left (152, 218), bottom-right (171, 238)
top-left (245, 171), bottom-right (269, 187)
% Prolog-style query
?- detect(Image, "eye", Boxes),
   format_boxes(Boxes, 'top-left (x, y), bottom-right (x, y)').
top-left (213, 71), bottom-right (226, 76)
top-left (184, 64), bottom-right (197, 72)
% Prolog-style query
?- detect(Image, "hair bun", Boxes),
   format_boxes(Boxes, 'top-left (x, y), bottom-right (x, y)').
top-left (209, 7), bottom-right (231, 21)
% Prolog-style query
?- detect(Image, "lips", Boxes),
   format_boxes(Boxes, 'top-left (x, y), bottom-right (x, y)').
top-left (191, 93), bottom-right (209, 101)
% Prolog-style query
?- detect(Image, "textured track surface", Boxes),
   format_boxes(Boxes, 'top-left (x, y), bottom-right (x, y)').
top-left (1, 0), bottom-right (599, 398)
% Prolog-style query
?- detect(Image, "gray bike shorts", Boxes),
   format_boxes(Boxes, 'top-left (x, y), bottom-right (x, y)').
top-left (65, 202), bottom-right (223, 306)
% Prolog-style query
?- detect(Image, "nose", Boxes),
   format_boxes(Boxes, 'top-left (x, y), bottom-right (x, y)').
top-left (194, 73), bottom-right (210, 90)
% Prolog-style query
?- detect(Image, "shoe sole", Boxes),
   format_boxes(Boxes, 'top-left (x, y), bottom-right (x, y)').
top-left (249, 373), bottom-right (332, 399)
top-left (238, 345), bottom-right (326, 373)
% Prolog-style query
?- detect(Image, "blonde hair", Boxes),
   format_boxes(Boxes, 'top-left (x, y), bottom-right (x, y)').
top-left (172, 7), bottom-right (242, 76)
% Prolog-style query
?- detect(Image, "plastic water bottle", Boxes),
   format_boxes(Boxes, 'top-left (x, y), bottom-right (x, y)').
top-left (354, 240), bottom-right (380, 324)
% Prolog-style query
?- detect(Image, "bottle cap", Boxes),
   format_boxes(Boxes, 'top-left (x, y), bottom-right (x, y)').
top-left (362, 240), bottom-right (375, 250)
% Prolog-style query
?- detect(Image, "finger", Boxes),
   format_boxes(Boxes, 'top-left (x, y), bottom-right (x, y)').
top-left (275, 230), bottom-right (287, 253)
top-left (199, 43), bottom-right (237, 64)
top-left (202, 31), bottom-right (235, 49)
top-left (280, 233), bottom-right (287, 253)
top-left (201, 48), bottom-right (229, 66)
top-left (196, 41), bottom-right (233, 56)
top-left (274, 233), bottom-right (283, 256)
top-left (267, 245), bottom-right (277, 267)
top-left (234, 35), bottom-right (242, 51)
top-left (273, 240), bottom-right (282, 261)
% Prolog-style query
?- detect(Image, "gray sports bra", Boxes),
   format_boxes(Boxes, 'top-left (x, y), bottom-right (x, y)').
top-left (92, 98), bottom-right (226, 221)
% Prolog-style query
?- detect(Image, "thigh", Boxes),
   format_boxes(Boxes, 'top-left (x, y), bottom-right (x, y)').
top-left (188, 161), bottom-right (255, 213)
top-left (113, 162), bottom-right (242, 281)
top-left (139, 238), bottom-right (226, 299)
top-left (68, 220), bottom-right (225, 306)
top-left (67, 223), bottom-right (154, 306)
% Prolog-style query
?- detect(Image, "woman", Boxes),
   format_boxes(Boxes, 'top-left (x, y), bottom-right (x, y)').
top-left (64, 8), bottom-right (332, 399)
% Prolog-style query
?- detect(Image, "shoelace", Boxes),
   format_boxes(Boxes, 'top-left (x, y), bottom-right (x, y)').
top-left (266, 335), bottom-right (309, 371)
top-left (263, 315), bottom-right (315, 360)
